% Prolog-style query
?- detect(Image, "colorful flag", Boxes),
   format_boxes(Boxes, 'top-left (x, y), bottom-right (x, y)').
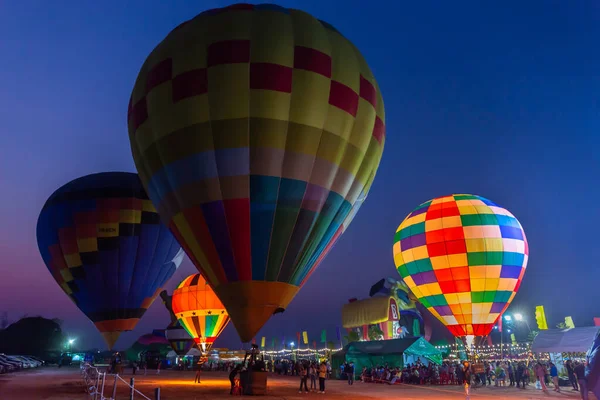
top-left (510, 333), bottom-right (517, 345)
top-left (302, 331), bottom-right (308, 345)
top-left (296, 332), bottom-right (300, 346)
top-left (535, 305), bottom-right (548, 330)
top-left (321, 329), bottom-right (327, 343)
top-left (594, 317), bottom-right (600, 327)
top-left (261, 337), bottom-right (266, 348)
top-left (498, 317), bottom-right (503, 333)
top-left (487, 335), bottom-right (493, 346)
top-left (271, 338), bottom-right (276, 349)
top-left (565, 316), bottom-right (575, 329)
top-left (251, 337), bottom-right (256, 345)
top-left (313, 340), bottom-right (317, 349)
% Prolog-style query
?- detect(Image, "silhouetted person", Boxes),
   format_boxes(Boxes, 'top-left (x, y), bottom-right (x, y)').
top-left (229, 364), bottom-right (242, 395)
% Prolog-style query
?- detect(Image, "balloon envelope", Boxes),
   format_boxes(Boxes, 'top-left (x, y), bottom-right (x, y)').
top-left (127, 3), bottom-right (385, 342)
top-left (138, 332), bottom-right (169, 346)
top-left (392, 194), bottom-right (528, 338)
top-left (36, 172), bottom-right (184, 349)
top-left (165, 320), bottom-right (195, 356)
top-left (172, 274), bottom-right (230, 352)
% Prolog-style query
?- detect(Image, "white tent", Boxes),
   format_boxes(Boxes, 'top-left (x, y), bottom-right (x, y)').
top-left (166, 347), bottom-right (201, 358)
top-left (531, 327), bottom-right (600, 353)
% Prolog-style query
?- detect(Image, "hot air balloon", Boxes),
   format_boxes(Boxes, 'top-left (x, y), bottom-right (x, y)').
top-left (165, 321), bottom-right (195, 356)
top-left (127, 3), bottom-right (385, 342)
top-left (36, 172), bottom-right (185, 349)
top-left (392, 194), bottom-right (528, 347)
top-left (172, 274), bottom-right (230, 352)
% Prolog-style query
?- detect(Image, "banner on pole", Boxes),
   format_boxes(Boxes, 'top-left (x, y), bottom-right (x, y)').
top-left (535, 305), bottom-right (549, 330)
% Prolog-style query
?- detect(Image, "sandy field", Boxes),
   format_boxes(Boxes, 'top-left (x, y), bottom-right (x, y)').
top-left (0, 367), bottom-right (593, 400)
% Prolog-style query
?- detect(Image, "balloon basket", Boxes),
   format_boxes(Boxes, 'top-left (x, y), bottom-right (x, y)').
top-left (240, 370), bottom-right (268, 395)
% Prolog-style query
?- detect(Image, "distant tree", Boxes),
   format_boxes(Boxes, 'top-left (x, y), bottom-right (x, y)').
top-left (344, 331), bottom-right (360, 344)
top-left (527, 330), bottom-right (540, 342)
top-left (0, 317), bottom-right (65, 357)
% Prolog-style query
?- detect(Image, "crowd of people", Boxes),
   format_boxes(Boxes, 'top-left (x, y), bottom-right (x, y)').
top-left (351, 357), bottom-right (590, 399)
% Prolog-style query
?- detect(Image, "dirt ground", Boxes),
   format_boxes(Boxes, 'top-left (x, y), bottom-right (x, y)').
top-left (0, 367), bottom-right (593, 400)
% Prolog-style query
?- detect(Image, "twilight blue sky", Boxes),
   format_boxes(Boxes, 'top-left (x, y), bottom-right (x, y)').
top-left (0, 1), bottom-right (598, 350)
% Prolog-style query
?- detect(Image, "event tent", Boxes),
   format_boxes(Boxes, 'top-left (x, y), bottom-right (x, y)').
top-left (332, 337), bottom-right (442, 377)
top-left (531, 327), bottom-right (600, 353)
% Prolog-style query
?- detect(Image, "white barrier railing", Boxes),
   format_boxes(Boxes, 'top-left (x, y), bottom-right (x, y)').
top-left (81, 363), bottom-right (160, 400)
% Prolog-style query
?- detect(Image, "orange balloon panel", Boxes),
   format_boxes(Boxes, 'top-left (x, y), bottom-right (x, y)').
top-left (171, 274), bottom-right (230, 350)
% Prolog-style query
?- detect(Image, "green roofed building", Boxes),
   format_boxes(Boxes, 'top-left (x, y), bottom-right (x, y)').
top-left (332, 337), bottom-right (442, 379)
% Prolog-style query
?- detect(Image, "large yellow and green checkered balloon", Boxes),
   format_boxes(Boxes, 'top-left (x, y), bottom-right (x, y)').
top-left (393, 194), bottom-right (528, 338)
top-left (127, 4), bottom-right (385, 343)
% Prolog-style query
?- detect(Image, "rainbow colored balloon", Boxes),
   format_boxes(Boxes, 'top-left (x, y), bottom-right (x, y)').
top-left (392, 194), bottom-right (528, 338)
top-left (172, 274), bottom-right (230, 352)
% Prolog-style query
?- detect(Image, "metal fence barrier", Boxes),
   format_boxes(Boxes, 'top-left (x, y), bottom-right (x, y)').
top-left (81, 363), bottom-right (160, 400)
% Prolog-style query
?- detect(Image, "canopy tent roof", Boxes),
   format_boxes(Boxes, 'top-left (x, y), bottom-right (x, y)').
top-left (166, 347), bottom-right (202, 358)
top-left (531, 327), bottom-right (600, 353)
top-left (342, 297), bottom-right (391, 328)
top-left (335, 337), bottom-right (442, 365)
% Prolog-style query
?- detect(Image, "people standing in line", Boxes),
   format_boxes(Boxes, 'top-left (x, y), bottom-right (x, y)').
top-left (462, 361), bottom-right (472, 400)
top-left (347, 362), bottom-right (355, 385)
top-left (318, 361), bottom-right (327, 394)
top-left (549, 362), bottom-right (560, 392)
top-left (309, 363), bottom-right (317, 392)
top-left (574, 361), bottom-right (588, 400)
top-left (298, 362), bottom-right (309, 393)
top-left (566, 360), bottom-right (579, 391)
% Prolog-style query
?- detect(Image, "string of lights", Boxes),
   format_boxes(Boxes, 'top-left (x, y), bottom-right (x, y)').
top-left (263, 347), bottom-right (343, 355)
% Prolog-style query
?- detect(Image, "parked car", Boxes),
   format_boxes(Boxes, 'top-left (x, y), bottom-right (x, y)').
top-left (26, 356), bottom-right (45, 366)
top-left (12, 356), bottom-right (38, 368)
top-left (5, 356), bottom-right (27, 369)
top-left (0, 358), bottom-right (16, 372)
top-left (0, 355), bottom-right (21, 371)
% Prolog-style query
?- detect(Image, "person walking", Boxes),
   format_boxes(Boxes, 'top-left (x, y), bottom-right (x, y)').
top-left (566, 360), bottom-right (579, 391)
top-left (507, 361), bottom-right (515, 386)
top-left (318, 362), bottom-right (327, 394)
top-left (574, 361), bottom-right (588, 400)
top-left (229, 364), bottom-right (242, 395)
top-left (347, 362), bottom-right (355, 385)
top-left (462, 361), bottom-right (472, 400)
top-left (515, 362), bottom-right (524, 388)
top-left (535, 362), bottom-right (547, 391)
top-left (549, 362), bottom-right (560, 392)
top-left (298, 362), bottom-right (309, 393)
top-left (309, 363), bottom-right (317, 392)
top-left (195, 359), bottom-right (203, 383)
